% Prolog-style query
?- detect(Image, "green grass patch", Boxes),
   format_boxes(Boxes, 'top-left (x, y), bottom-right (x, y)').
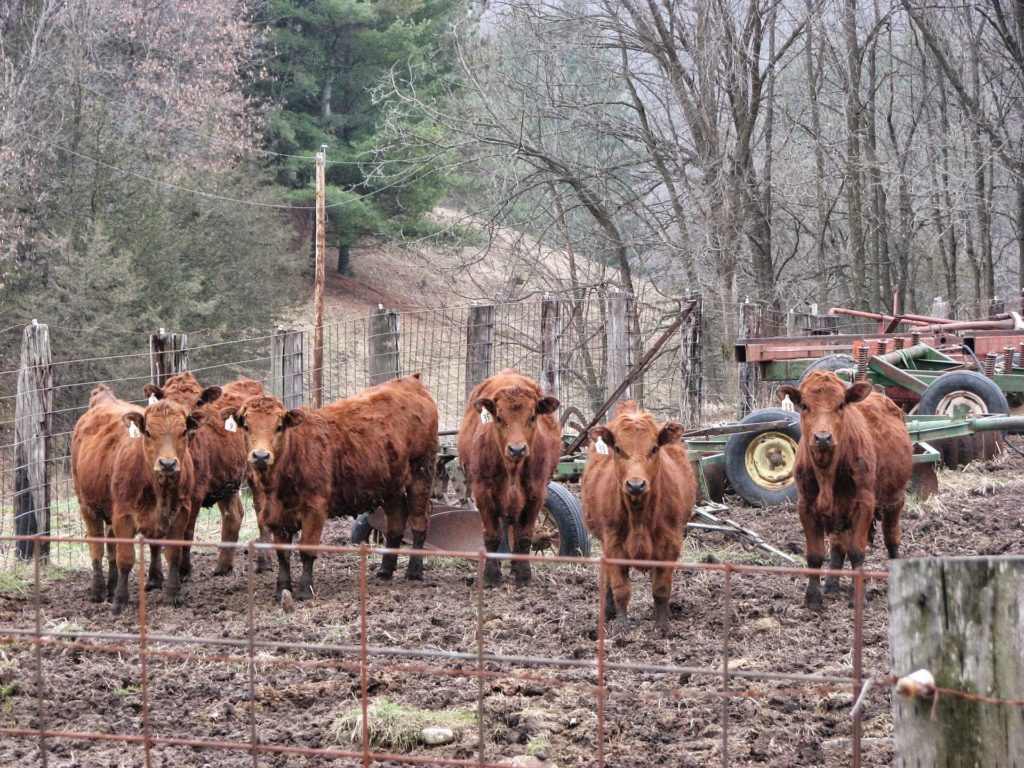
top-left (114, 685), bottom-right (141, 696)
top-left (329, 698), bottom-right (475, 751)
top-left (525, 736), bottom-right (551, 756)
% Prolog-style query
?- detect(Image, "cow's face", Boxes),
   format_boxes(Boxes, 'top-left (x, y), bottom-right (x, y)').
top-left (778, 371), bottom-right (872, 465)
top-left (221, 396), bottom-right (304, 470)
top-left (590, 409), bottom-right (683, 506)
top-left (123, 401), bottom-right (205, 482)
top-left (144, 372), bottom-right (222, 410)
top-left (473, 386), bottom-right (559, 465)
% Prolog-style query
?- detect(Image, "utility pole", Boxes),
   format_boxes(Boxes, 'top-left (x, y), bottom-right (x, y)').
top-left (313, 145), bottom-right (327, 408)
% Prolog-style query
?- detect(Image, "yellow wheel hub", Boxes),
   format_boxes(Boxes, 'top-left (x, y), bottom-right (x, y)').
top-left (744, 432), bottom-right (797, 490)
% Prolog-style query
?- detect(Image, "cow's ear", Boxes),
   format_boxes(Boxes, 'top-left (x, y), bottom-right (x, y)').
top-left (143, 384), bottom-right (163, 401)
top-left (590, 425), bottom-right (614, 448)
top-left (778, 385), bottom-right (801, 408)
top-left (473, 397), bottom-right (496, 417)
top-left (282, 409), bottom-right (306, 429)
top-left (845, 381), bottom-right (873, 404)
top-left (219, 406), bottom-right (243, 428)
top-left (199, 386), bottom-right (223, 406)
top-left (186, 411), bottom-right (208, 433)
top-left (536, 396), bottom-right (560, 415)
top-left (658, 421), bottom-right (684, 447)
top-left (122, 412), bottom-right (145, 434)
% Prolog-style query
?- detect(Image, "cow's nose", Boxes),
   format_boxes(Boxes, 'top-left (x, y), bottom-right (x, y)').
top-left (507, 443), bottom-right (527, 460)
top-left (625, 478), bottom-right (647, 496)
top-left (251, 450), bottom-right (271, 466)
top-left (158, 458), bottom-right (178, 473)
top-left (813, 432), bottom-right (833, 448)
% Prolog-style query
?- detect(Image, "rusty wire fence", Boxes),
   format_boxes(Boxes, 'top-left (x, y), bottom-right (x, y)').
top-left (0, 533), bottom-right (892, 768)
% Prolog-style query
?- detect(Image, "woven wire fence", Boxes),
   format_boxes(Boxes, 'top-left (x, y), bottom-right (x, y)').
top-left (0, 291), bottom-right (702, 570)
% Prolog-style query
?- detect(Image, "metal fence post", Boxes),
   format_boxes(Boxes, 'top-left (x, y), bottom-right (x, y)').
top-left (465, 303), bottom-right (495, 398)
top-left (368, 305), bottom-right (400, 386)
top-left (14, 321), bottom-right (52, 560)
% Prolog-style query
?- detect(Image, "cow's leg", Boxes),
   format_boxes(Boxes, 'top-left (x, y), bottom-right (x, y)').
top-left (294, 510), bottom-right (325, 600)
top-left (214, 494), bottom-right (244, 576)
top-left (477, 497), bottom-right (503, 588)
top-left (145, 544), bottom-right (164, 591)
top-left (162, 542), bottom-right (184, 607)
top-left (608, 564), bottom-right (632, 635)
top-left (111, 515), bottom-right (136, 615)
top-left (798, 500), bottom-right (825, 611)
top-left (880, 501), bottom-right (903, 559)
top-left (604, 583), bottom-right (617, 620)
top-left (403, 464), bottom-right (433, 580)
top-left (177, 501), bottom-right (200, 581)
top-left (105, 526), bottom-right (118, 601)
top-left (846, 494), bottom-right (875, 607)
top-left (510, 494), bottom-right (544, 587)
top-left (651, 567), bottom-right (674, 636)
top-left (250, 486), bottom-right (273, 573)
top-left (272, 529), bottom-right (294, 600)
top-left (824, 534), bottom-right (845, 595)
top-left (377, 495), bottom-right (408, 581)
top-left (82, 507), bottom-right (107, 602)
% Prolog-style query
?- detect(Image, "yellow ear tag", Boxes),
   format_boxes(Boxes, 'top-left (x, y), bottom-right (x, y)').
top-left (480, 409), bottom-right (492, 424)
top-left (148, 394), bottom-right (159, 405)
top-left (224, 416), bottom-right (237, 433)
top-left (594, 437), bottom-right (609, 455)
top-left (128, 422), bottom-right (141, 439)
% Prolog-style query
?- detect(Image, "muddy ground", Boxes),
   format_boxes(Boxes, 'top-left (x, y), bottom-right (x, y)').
top-left (1, 449), bottom-right (1023, 768)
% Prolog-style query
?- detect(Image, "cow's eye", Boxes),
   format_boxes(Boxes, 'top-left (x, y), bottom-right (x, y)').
top-left (650, 445), bottom-right (659, 456)
top-left (195, 399), bottom-right (204, 407)
top-left (496, 417), bottom-right (505, 426)
top-left (276, 423), bottom-right (284, 432)
top-left (614, 445), bottom-right (621, 455)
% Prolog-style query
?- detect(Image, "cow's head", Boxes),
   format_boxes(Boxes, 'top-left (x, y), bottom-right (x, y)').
top-left (123, 400), bottom-right (205, 482)
top-left (473, 385), bottom-right (559, 465)
top-left (220, 395), bottom-right (304, 471)
top-left (589, 402), bottom-right (683, 506)
top-left (778, 371), bottom-right (872, 465)
top-left (144, 372), bottom-right (222, 410)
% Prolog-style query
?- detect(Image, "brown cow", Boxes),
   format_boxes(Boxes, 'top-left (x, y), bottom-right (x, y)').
top-left (110, 399), bottom-right (206, 612)
top-left (778, 371), bottom-right (912, 610)
top-left (72, 385), bottom-right (142, 602)
top-left (457, 369), bottom-right (561, 587)
top-left (144, 372), bottom-right (271, 576)
top-left (222, 374), bottom-right (438, 599)
top-left (581, 402), bottom-right (695, 635)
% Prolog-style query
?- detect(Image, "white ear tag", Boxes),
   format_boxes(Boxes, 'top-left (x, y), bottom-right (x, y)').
top-left (128, 422), bottom-right (141, 439)
top-left (594, 437), bottom-right (609, 455)
top-left (224, 416), bottom-right (237, 433)
top-left (781, 394), bottom-right (795, 412)
top-left (148, 394), bottom-right (158, 405)
top-left (480, 409), bottom-right (493, 424)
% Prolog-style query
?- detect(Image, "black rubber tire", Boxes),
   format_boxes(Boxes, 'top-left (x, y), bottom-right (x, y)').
top-left (917, 371), bottom-right (1009, 468)
top-left (501, 482), bottom-right (591, 557)
top-left (725, 408), bottom-right (801, 507)
top-left (798, 354), bottom-right (857, 386)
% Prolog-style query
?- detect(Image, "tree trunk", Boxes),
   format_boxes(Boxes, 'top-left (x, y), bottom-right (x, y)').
top-left (843, 0), bottom-right (867, 307)
top-left (337, 243), bottom-right (352, 276)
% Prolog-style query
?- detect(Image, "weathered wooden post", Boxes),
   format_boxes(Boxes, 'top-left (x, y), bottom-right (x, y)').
top-left (149, 328), bottom-right (188, 386)
top-left (14, 321), bottom-right (53, 560)
top-left (271, 326), bottom-right (304, 409)
top-left (929, 296), bottom-right (950, 320)
top-left (465, 303), bottom-right (495, 398)
top-left (889, 557), bottom-right (1024, 766)
top-left (681, 292), bottom-right (704, 426)
top-left (541, 294), bottom-right (562, 405)
top-left (367, 305), bottom-right (400, 386)
top-left (987, 297), bottom-right (1005, 318)
top-left (738, 300), bottom-right (764, 416)
top-left (605, 291), bottom-right (635, 406)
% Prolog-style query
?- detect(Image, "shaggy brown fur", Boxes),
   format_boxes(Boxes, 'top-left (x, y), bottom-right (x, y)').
top-left (456, 369), bottom-right (561, 587)
top-left (778, 371), bottom-right (912, 610)
top-left (223, 374), bottom-right (438, 599)
top-left (145, 372), bottom-right (270, 576)
top-left (582, 402), bottom-right (695, 635)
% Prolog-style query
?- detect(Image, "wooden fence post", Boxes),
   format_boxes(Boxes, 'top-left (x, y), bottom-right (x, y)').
top-left (541, 295), bottom-right (562, 404)
top-left (368, 305), bottom-right (400, 386)
top-left (271, 326), bottom-right (304, 409)
top-left (987, 297), bottom-right (1005, 318)
top-left (738, 300), bottom-right (764, 416)
top-left (889, 557), bottom-right (1024, 766)
top-left (681, 292), bottom-right (704, 426)
top-left (605, 291), bottom-right (635, 406)
top-left (149, 328), bottom-right (189, 385)
top-left (929, 296), bottom-right (950, 320)
top-left (14, 321), bottom-right (53, 560)
top-left (465, 303), bottom-right (495, 398)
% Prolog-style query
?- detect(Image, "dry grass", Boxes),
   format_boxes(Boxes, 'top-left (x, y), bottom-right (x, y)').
top-left (329, 697), bottom-right (476, 750)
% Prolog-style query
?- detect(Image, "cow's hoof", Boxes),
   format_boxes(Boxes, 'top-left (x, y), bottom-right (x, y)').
top-left (294, 584), bottom-right (314, 600)
top-left (90, 586), bottom-right (105, 603)
top-left (255, 558), bottom-right (274, 574)
top-left (163, 591), bottom-right (183, 607)
top-left (823, 578), bottom-right (840, 595)
top-left (212, 564), bottom-right (232, 577)
top-left (655, 622), bottom-right (670, 638)
top-left (887, 545), bottom-right (900, 559)
top-left (405, 569), bottom-right (424, 581)
top-left (145, 577), bottom-right (163, 591)
top-left (610, 616), bottom-right (630, 637)
top-left (805, 596), bottom-right (823, 612)
top-left (376, 569), bottom-right (395, 581)
top-left (111, 599), bottom-right (128, 615)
